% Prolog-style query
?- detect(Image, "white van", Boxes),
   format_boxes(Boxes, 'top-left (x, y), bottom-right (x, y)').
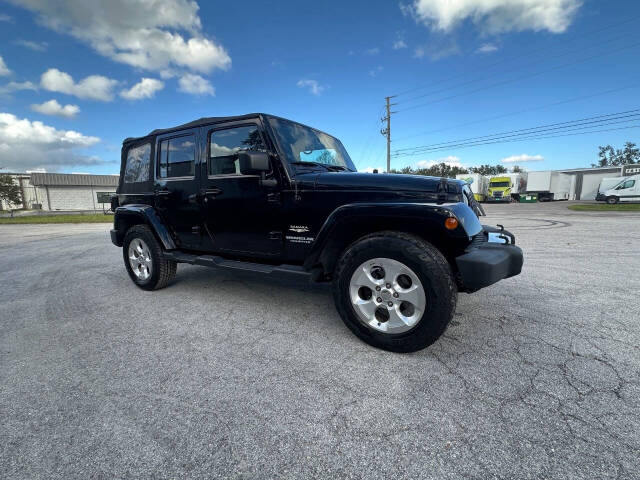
top-left (595, 177), bottom-right (625, 202)
top-left (602, 174), bottom-right (640, 204)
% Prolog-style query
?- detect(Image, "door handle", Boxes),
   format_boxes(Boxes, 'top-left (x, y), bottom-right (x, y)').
top-left (202, 188), bottom-right (223, 196)
top-left (200, 188), bottom-right (223, 200)
top-left (156, 189), bottom-right (171, 196)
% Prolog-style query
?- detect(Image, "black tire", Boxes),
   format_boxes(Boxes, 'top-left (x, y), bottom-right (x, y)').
top-left (606, 196), bottom-right (618, 205)
top-left (332, 231), bottom-right (457, 353)
top-left (122, 224), bottom-right (177, 290)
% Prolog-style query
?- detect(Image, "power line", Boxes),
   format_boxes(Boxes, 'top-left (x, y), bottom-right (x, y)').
top-left (395, 115), bottom-right (640, 155)
top-left (357, 105), bottom-right (386, 163)
top-left (395, 40), bottom-right (640, 114)
top-left (394, 109), bottom-right (640, 154)
top-left (390, 14), bottom-right (640, 98)
top-left (393, 82), bottom-right (640, 142)
top-left (392, 124), bottom-right (640, 157)
top-left (394, 119), bottom-right (640, 156)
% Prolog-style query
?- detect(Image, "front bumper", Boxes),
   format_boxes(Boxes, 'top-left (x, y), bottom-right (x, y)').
top-left (455, 226), bottom-right (523, 292)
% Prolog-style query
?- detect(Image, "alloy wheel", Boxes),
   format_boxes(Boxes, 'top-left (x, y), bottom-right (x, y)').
top-left (349, 257), bottom-right (427, 334)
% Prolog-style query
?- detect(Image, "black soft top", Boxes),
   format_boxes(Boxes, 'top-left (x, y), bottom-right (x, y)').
top-left (123, 113), bottom-right (267, 144)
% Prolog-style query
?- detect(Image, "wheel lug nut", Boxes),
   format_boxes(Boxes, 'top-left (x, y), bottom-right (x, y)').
top-left (375, 286), bottom-right (381, 291)
top-left (393, 292), bottom-right (399, 298)
top-left (386, 283), bottom-right (391, 288)
top-left (376, 297), bottom-right (382, 303)
top-left (387, 301), bottom-right (393, 307)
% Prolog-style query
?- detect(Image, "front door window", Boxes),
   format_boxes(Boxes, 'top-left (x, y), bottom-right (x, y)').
top-left (209, 125), bottom-right (265, 176)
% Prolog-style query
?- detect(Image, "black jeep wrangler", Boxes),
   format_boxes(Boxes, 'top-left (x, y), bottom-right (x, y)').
top-left (111, 113), bottom-right (523, 352)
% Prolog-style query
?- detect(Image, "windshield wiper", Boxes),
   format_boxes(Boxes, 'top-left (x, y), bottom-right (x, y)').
top-left (290, 161), bottom-right (350, 172)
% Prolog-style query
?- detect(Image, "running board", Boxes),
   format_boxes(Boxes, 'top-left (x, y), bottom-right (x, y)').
top-left (163, 251), bottom-right (310, 277)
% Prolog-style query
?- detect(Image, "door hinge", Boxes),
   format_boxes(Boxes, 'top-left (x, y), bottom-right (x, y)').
top-left (269, 231), bottom-right (283, 241)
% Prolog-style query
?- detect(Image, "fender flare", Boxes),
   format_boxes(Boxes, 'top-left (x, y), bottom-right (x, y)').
top-left (113, 204), bottom-right (176, 250)
top-left (303, 202), bottom-right (482, 270)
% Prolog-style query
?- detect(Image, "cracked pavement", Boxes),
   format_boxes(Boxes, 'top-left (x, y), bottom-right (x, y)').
top-left (1, 202), bottom-right (639, 479)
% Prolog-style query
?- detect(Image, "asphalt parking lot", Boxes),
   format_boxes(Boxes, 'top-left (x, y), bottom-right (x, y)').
top-left (1, 202), bottom-right (639, 479)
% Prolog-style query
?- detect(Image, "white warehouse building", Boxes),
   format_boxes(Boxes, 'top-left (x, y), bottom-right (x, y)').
top-left (0, 173), bottom-right (118, 211)
top-left (557, 163), bottom-right (640, 200)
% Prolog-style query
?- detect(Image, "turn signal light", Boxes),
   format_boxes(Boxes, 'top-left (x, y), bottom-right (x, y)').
top-left (444, 217), bottom-right (459, 230)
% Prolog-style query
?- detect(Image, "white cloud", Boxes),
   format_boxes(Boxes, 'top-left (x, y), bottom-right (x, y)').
top-left (406, 0), bottom-right (581, 34)
top-left (393, 39), bottom-right (408, 50)
top-left (31, 99), bottom-right (80, 118)
top-left (0, 56), bottom-right (10, 76)
top-left (297, 79), bottom-right (325, 96)
top-left (476, 43), bottom-right (498, 53)
top-left (500, 153), bottom-right (544, 163)
top-left (393, 32), bottom-right (408, 50)
top-left (365, 47), bottom-right (380, 55)
top-left (120, 77), bottom-right (164, 100)
top-left (0, 81), bottom-right (38, 94)
top-left (416, 155), bottom-right (465, 169)
top-left (178, 73), bottom-right (214, 95)
top-left (0, 112), bottom-right (104, 171)
top-left (41, 68), bottom-right (118, 101)
top-left (0, 14), bottom-right (11, 22)
top-left (14, 39), bottom-right (48, 51)
top-left (501, 153), bottom-right (544, 163)
top-left (7, 0), bottom-right (231, 74)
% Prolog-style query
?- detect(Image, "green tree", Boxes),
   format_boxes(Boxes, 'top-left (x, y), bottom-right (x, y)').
top-left (511, 165), bottom-right (524, 173)
top-left (468, 164), bottom-right (508, 175)
top-left (0, 173), bottom-right (21, 207)
top-left (390, 163), bottom-right (468, 178)
top-left (592, 142), bottom-right (640, 167)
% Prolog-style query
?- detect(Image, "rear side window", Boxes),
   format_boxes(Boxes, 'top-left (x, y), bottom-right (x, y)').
top-left (158, 135), bottom-right (196, 178)
top-left (124, 143), bottom-right (151, 183)
top-left (209, 125), bottom-right (265, 176)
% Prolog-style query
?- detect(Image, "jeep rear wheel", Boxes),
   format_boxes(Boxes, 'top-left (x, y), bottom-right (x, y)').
top-left (333, 231), bottom-right (457, 353)
top-left (123, 225), bottom-right (176, 290)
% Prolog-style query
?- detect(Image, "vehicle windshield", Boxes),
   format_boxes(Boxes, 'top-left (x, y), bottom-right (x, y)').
top-left (268, 117), bottom-right (356, 171)
top-left (490, 181), bottom-right (510, 188)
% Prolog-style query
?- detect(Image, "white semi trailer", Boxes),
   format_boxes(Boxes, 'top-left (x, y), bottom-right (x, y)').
top-left (455, 173), bottom-right (488, 201)
top-left (526, 171), bottom-right (571, 201)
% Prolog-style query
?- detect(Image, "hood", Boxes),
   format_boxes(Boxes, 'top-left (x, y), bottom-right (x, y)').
top-left (303, 171), bottom-right (464, 194)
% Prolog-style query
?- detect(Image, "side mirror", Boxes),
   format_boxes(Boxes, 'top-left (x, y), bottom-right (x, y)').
top-left (238, 151), bottom-right (269, 175)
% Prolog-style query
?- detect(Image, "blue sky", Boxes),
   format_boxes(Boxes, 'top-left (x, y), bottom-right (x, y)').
top-left (0, 0), bottom-right (638, 174)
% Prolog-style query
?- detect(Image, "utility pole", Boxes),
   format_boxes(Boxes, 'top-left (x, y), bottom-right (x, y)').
top-left (380, 96), bottom-right (397, 173)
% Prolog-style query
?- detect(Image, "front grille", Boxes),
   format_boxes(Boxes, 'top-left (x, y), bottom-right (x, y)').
top-left (493, 191), bottom-right (503, 198)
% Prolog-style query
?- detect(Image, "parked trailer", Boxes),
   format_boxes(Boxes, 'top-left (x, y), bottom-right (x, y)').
top-left (456, 174), bottom-right (488, 201)
top-left (487, 173), bottom-right (527, 202)
top-left (595, 177), bottom-right (625, 202)
top-left (526, 171), bottom-right (571, 201)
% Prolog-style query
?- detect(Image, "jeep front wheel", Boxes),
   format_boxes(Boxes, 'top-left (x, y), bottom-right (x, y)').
top-left (332, 231), bottom-right (457, 353)
top-left (123, 224), bottom-right (176, 290)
